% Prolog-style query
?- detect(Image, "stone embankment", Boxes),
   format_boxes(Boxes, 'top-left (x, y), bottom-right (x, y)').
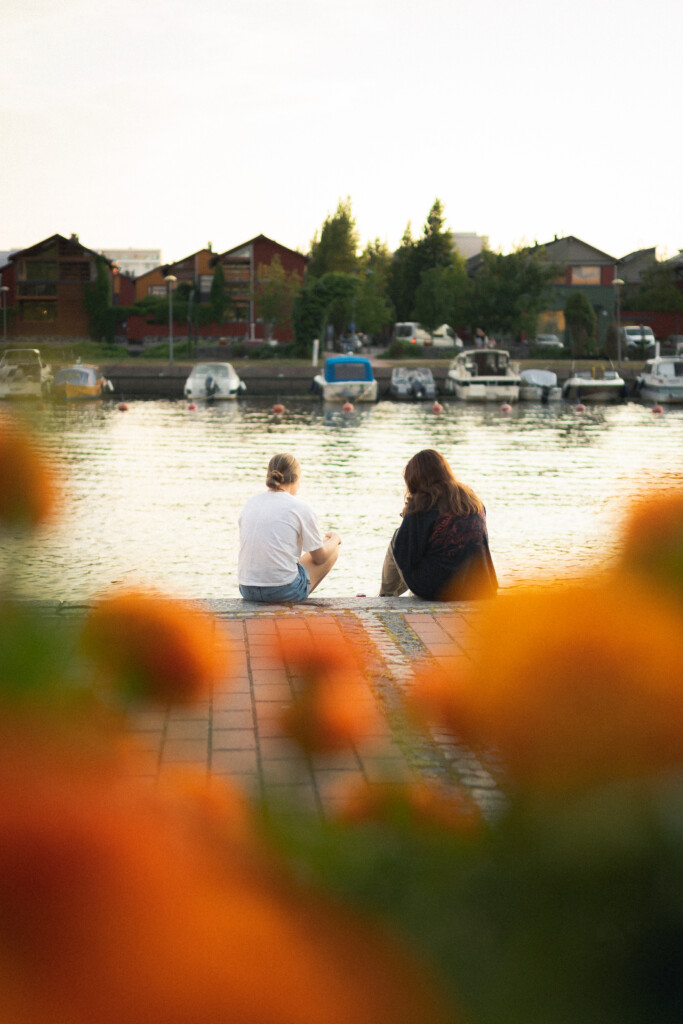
top-left (102, 360), bottom-right (640, 400)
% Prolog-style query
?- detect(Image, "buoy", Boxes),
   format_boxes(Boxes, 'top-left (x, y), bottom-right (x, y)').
top-left (117, 402), bottom-right (129, 412)
top-left (342, 401), bottom-right (354, 412)
top-left (272, 403), bottom-right (285, 415)
top-left (574, 403), bottom-right (586, 414)
top-left (431, 401), bottom-right (443, 414)
top-left (187, 402), bottom-right (197, 411)
top-left (652, 404), bottom-right (664, 415)
top-left (500, 402), bottom-right (512, 414)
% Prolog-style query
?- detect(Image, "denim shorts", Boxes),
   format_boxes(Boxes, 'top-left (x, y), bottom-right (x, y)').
top-left (239, 562), bottom-right (311, 603)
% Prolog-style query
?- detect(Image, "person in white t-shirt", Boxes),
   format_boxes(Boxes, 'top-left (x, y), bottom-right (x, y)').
top-left (238, 452), bottom-right (342, 602)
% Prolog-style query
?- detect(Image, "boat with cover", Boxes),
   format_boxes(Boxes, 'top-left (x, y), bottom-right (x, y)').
top-left (633, 347), bottom-right (683, 404)
top-left (52, 363), bottom-right (113, 401)
top-left (519, 368), bottom-right (561, 403)
top-left (389, 366), bottom-right (437, 400)
top-left (183, 362), bottom-right (246, 401)
top-left (0, 348), bottom-right (53, 399)
top-left (561, 365), bottom-right (627, 402)
top-left (444, 348), bottom-right (521, 402)
top-left (311, 356), bottom-right (378, 402)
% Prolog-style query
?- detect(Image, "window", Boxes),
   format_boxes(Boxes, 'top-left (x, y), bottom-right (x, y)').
top-left (60, 261), bottom-right (91, 281)
top-left (570, 266), bottom-right (601, 286)
top-left (23, 261), bottom-right (58, 282)
top-left (18, 282), bottom-right (57, 297)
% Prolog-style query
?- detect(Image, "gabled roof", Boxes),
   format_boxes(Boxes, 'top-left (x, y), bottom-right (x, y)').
top-left (534, 235), bottom-right (617, 264)
top-left (219, 234), bottom-right (309, 262)
top-left (10, 233), bottom-right (112, 266)
top-left (619, 247), bottom-right (657, 264)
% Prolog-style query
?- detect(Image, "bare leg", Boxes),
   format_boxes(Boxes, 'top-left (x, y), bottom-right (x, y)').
top-left (379, 532), bottom-right (408, 596)
top-left (300, 546), bottom-right (339, 593)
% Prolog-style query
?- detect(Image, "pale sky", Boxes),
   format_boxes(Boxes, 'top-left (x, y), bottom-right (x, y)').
top-left (2, 0), bottom-right (681, 264)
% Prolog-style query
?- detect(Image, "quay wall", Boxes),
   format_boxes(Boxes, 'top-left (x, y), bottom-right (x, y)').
top-left (102, 362), bottom-right (641, 400)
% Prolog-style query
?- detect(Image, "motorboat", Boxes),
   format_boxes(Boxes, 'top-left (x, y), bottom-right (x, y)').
top-left (0, 348), bottom-right (53, 399)
top-left (519, 368), bottom-right (562, 403)
top-left (183, 362), bottom-right (246, 401)
top-left (311, 356), bottom-right (378, 402)
top-left (389, 366), bottom-right (437, 400)
top-left (561, 366), bottom-right (627, 402)
top-left (633, 348), bottom-right (683, 404)
top-left (52, 363), bottom-right (113, 401)
top-left (443, 348), bottom-right (521, 402)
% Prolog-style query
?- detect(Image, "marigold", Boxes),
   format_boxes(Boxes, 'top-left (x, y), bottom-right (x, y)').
top-left (81, 588), bottom-right (228, 705)
top-left (0, 411), bottom-right (59, 530)
top-left (619, 485), bottom-right (683, 602)
top-left (337, 778), bottom-right (482, 834)
top-left (409, 575), bottom-right (683, 793)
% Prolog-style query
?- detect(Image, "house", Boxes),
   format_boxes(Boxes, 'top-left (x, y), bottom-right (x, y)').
top-left (134, 248), bottom-right (215, 303)
top-left (0, 233), bottom-right (114, 341)
top-left (618, 247), bottom-right (657, 287)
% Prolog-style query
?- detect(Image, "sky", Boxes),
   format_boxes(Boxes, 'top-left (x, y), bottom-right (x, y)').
top-left (1, 0), bottom-right (681, 265)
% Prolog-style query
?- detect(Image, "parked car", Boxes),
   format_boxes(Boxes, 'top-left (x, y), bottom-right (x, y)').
top-left (336, 333), bottom-right (363, 353)
top-left (431, 324), bottom-right (464, 349)
top-left (619, 325), bottom-right (656, 357)
top-left (392, 322), bottom-right (432, 346)
top-left (533, 334), bottom-right (564, 350)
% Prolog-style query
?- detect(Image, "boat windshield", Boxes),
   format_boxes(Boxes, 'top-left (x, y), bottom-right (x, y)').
top-left (464, 350), bottom-right (510, 376)
top-left (55, 368), bottom-right (92, 385)
top-left (191, 363), bottom-right (234, 378)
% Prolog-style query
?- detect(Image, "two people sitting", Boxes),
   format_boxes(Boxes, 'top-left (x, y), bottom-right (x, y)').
top-left (238, 449), bottom-right (497, 604)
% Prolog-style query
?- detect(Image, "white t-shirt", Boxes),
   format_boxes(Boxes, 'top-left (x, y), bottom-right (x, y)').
top-left (238, 489), bottom-right (325, 587)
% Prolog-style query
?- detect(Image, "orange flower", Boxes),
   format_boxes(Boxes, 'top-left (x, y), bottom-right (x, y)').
top-left (409, 575), bottom-right (683, 794)
top-left (82, 588), bottom-right (228, 705)
top-left (0, 411), bottom-right (59, 530)
top-left (619, 484), bottom-right (683, 602)
top-left (0, 732), bottom-right (450, 1024)
top-left (337, 778), bottom-right (482, 834)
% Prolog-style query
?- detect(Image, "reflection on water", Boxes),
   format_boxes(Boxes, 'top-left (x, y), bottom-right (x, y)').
top-left (3, 397), bottom-right (681, 600)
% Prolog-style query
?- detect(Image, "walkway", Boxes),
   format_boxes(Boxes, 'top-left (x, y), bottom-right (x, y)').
top-left (127, 597), bottom-right (501, 818)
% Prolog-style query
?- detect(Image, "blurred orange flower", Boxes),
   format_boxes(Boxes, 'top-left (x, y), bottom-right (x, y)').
top-left (81, 588), bottom-right (228, 705)
top-left (619, 484), bottom-right (683, 602)
top-left (0, 411), bottom-right (59, 531)
top-left (337, 778), bottom-right (482, 834)
top-left (409, 575), bottom-right (683, 794)
top-left (0, 735), bottom-right (450, 1024)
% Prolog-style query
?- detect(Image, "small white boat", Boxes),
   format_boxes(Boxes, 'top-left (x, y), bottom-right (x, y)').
top-left (0, 348), bottom-right (53, 399)
top-left (634, 348), bottom-right (683, 404)
top-left (519, 368), bottom-right (562, 403)
top-left (561, 366), bottom-right (627, 402)
top-left (183, 362), bottom-right (246, 401)
top-left (389, 366), bottom-right (437, 400)
top-left (52, 363), bottom-right (113, 401)
top-left (444, 348), bottom-right (521, 402)
top-left (312, 356), bottom-right (378, 402)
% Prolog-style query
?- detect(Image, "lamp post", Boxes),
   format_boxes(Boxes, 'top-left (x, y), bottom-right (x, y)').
top-left (1, 285), bottom-right (9, 345)
top-left (164, 275), bottom-right (177, 367)
top-left (612, 278), bottom-right (624, 368)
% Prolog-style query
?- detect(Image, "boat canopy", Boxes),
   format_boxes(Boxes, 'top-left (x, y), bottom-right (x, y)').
top-left (520, 369), bottom-right (557, 387)
top-left (460, 350), bottom-right (511, 376)
top-left (323, 356), bottom-right (374, 383)
top-left (54, 366), bottom-right (96, 386)
top-left (190, 363), bottom-right (237, 379)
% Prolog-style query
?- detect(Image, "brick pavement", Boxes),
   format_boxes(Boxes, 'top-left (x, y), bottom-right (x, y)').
top-left (127, 597), bottom-right (502, 818)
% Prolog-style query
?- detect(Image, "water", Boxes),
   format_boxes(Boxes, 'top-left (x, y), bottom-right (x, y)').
top-left (3, 397), bottom-right (681, 601)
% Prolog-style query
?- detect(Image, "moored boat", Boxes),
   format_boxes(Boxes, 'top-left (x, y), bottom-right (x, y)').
top-left (183, 362), bottom-right (246, 401)
top-left (444, 348), bottom-right (521, 402)
top-left (0, 348), bottom-right (53, 399)
top-left (561, 366), bottom-right (627, 402)
top-left (633, 349), bottom-right (683, 404)
top-left (52, 364), bottom-right (113, 401)
top-left (389, 366), bottom-right (437, 400)
top-left (312, 356), bottom-right (378, 402)
top-left (519, 368), bottom-right (562, 403)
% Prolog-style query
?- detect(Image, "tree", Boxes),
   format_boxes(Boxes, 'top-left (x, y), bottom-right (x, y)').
top-left (388, 224), bottom-right (420, 322)
top-left (414, 198), bottom-right (453, 274)
top-left (293, 272), bottom-right (357, 356)
top-left (472, 247), bottom-right (558, 341)
top-left (564, 291), bottom-right (597, 357)
top-left (210, 265), bottom-right (227, 324)
top-left (413, 256), bottom-right (471, 333)
top-left (627, 263), bottom-right (683, 312)
top-left (253, 256), bottom-right (303, 342)
top-left (84, 256), bottom-right (114, 344)
top-left (307, 197), bottom-right (359, 278)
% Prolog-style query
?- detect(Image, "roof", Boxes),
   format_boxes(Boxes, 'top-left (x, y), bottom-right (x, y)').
top-left (219, 234), bottom-right (309, 262)
top-left (8, 233), bottom-right (113, 266)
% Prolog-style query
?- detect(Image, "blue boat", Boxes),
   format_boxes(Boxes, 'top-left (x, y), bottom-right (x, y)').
top-left (311, 356), bottom-right (378, 402)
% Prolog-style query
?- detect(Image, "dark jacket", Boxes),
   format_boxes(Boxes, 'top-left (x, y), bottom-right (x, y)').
top-left (393, 506), bottom-right (498, 601)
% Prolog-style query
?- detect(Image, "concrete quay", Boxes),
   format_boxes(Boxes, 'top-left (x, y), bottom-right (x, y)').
top-left (116, 596), bottom-right (501, 818)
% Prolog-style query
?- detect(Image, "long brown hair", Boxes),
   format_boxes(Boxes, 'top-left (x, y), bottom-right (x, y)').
top-left (403, 449), bottom-right (483, 517)
top-left (266, 453), bottom-right (300, 491)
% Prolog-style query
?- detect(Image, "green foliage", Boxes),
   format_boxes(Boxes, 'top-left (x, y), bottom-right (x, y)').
top-left (414, 261), bottom-right (471, 333)
top-left (627, 263), bottom-right (683, 312)
top-left (565, 291), bottom-right (598, 357)
top-left (210, 264), bottom-right (228, 324)
top-left (83, 256), bottom-right (115, 344)
top-left (293, 272), bottom-right (358, 356)
top-left (253, 256), bottom-right (303, 342)
top-left (307, 197), bottom-right (359, 278)
top-left (388, 202), bottom-right (455, 323)
top-left (472, 248), bottom-right (558, 340)
top-left (385, 339), bottom-right (428, 359)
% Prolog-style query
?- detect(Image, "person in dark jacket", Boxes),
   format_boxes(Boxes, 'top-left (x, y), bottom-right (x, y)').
top-left (379, 449), bottom-right (498, 601)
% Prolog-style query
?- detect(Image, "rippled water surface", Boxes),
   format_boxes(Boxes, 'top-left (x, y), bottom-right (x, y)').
top-left (4, 397), bottom-right (682, 600)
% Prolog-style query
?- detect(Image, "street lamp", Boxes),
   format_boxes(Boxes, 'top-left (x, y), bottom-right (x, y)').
top-left (164, 275), bottom-right (177, 367)
top-left (612, 278), bottom-right (624, 368)
top-left (0, 286), bottom-right (9, 345)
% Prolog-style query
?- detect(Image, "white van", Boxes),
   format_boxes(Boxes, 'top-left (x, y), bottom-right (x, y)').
top-left (619, 325), bottom-right (656, 356)
top-left (431, 323), bottom-right (463, 349)
top-left (392, 322), bottom-right (432, 346)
